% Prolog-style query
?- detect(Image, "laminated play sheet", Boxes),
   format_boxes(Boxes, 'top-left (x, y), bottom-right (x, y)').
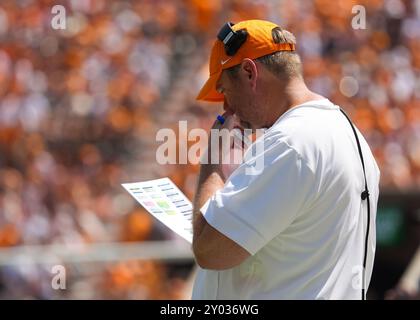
top-left (122, 178), bottom-right (193, 243)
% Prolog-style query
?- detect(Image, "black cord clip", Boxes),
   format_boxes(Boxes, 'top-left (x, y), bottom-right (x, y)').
top-left (361, 190), bottom-right (369, 200)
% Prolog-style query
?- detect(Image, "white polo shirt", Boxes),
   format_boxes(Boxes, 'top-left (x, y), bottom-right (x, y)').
top-left (192, 99), bottom-right (380, 300)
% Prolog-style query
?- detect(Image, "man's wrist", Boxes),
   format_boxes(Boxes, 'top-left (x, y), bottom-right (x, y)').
top-left (200, 162), bottom-right (225, 181)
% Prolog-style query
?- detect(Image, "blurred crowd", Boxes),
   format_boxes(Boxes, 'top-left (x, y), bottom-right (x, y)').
top-left (0, 0), bottom-right (419, 299)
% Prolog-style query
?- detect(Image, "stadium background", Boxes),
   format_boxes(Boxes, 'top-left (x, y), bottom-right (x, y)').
top-left (0, 0), bottom-right (419, 299)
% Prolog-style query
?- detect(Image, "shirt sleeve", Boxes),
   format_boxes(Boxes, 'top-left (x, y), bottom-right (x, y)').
top-left (201, 137), bottom-right (315, 255)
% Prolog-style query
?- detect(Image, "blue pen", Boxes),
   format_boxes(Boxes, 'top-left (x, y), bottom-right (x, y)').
top-left (217, 115), bottom-right (225, 124)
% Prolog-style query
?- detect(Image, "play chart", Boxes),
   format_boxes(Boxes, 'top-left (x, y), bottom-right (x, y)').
top-left (122, 177), bottom-right (193, 243)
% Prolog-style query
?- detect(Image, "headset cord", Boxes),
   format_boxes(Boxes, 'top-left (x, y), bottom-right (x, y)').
top-left (339, 108), bottom-right (371, 301)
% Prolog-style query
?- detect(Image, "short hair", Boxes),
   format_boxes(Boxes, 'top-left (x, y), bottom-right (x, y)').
top-left (226, 27), bottom-right (302, 80)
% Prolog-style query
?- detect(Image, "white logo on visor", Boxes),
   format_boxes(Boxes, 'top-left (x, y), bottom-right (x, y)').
top-left (221, 58), bottom-right (232, 65)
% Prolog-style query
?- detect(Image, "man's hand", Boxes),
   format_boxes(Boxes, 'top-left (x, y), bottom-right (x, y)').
top-left (194, 112), bottom-right (243, 229)
top-left (191, 112), bottom-right (250, 270)
top-left (208, 112), bottom-right (245, 180)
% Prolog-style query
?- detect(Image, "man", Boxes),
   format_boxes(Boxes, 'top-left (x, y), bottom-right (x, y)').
top-left (192, 19), bottom-right (380, 299)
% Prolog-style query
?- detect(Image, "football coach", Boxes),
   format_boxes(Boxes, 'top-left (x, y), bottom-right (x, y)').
top-left (191, 20), bottom-right (380, 299)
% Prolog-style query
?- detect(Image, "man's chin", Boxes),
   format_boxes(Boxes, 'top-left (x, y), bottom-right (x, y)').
top-left (240, 120), bottom-right (252, 129)
top-left (239, 119), bottom-right (266, 133)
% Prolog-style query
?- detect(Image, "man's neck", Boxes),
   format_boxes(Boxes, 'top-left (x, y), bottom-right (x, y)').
top-left (265, 77), bottom-right (326, 127)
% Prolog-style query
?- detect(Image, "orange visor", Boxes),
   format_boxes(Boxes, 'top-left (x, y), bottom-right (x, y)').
top-left (197, 20), bottom-right (296, 102)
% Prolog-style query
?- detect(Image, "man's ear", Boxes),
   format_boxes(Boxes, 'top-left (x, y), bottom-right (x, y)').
top-left (240, 58), bottom-right (258, 90)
